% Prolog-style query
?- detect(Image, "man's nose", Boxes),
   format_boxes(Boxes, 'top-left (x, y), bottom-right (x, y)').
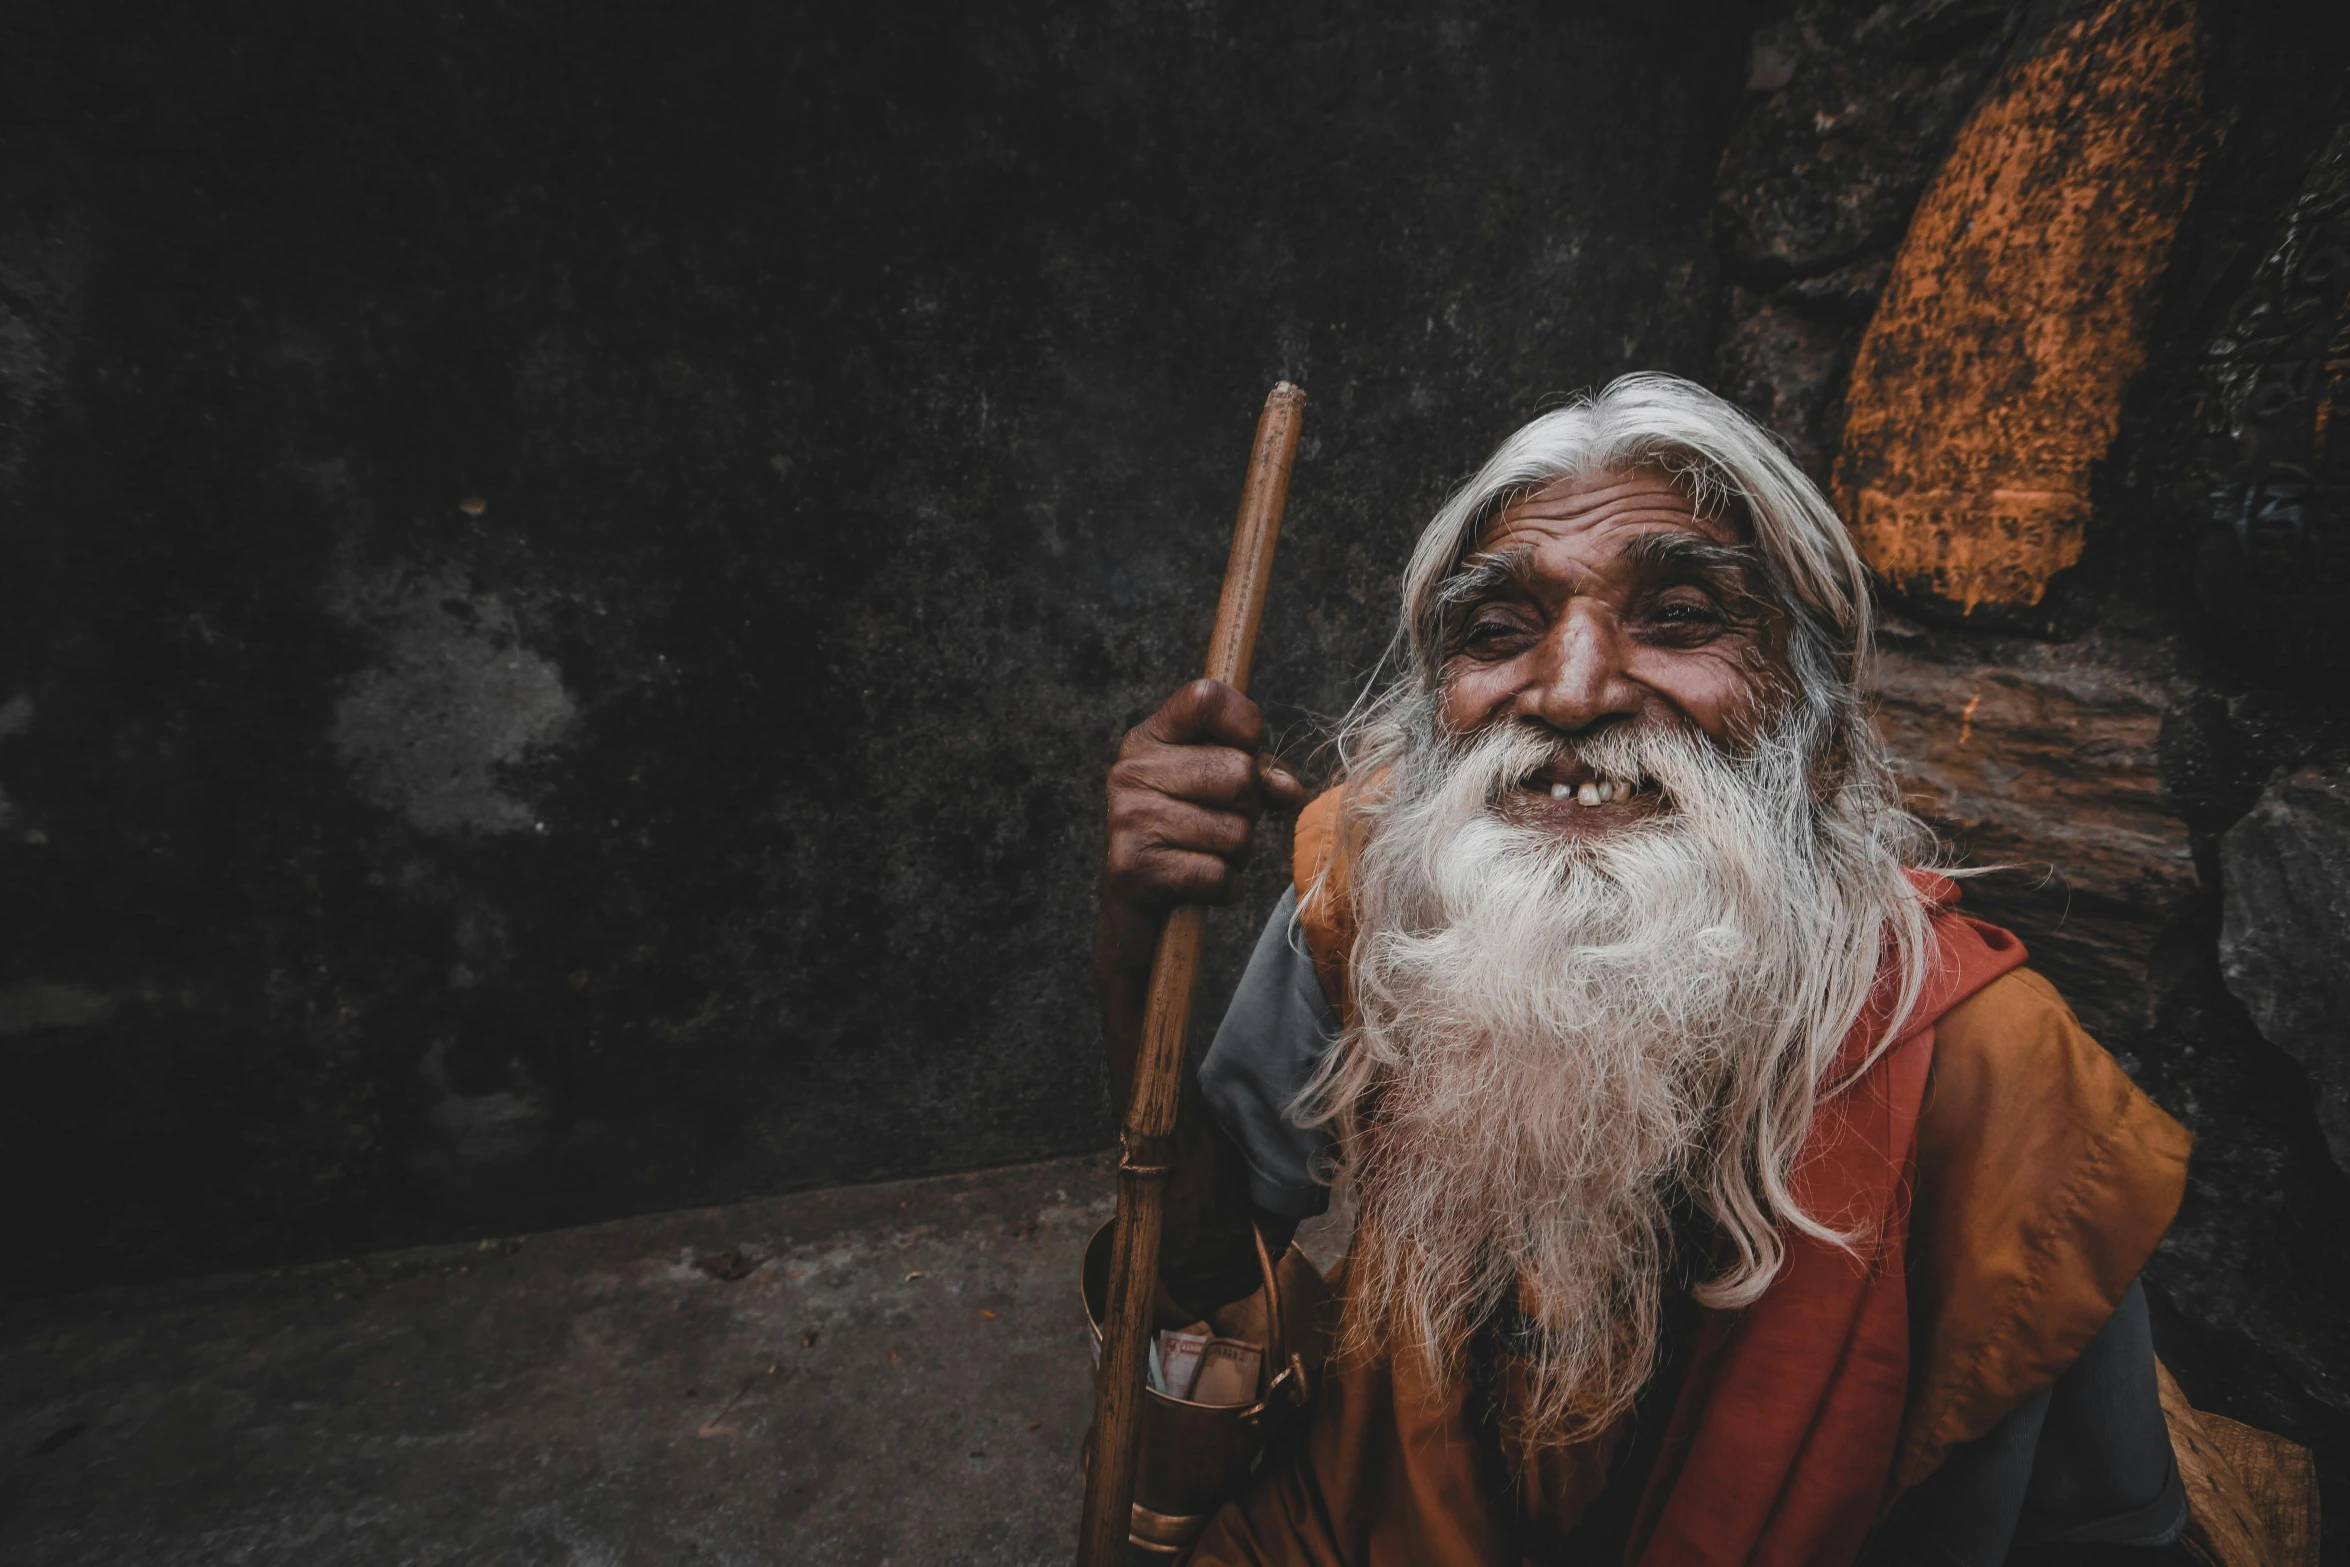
top-left (1516, 601), bottom-right (1643, 732)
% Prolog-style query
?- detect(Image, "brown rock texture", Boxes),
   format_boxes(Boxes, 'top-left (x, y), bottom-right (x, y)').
top-left (1711, 2), bottom-right (2025, 482)
top-left (1835, 0), bottom-right (2214, 612)
top-left (1869, 630), bottom-right (2197, 1042)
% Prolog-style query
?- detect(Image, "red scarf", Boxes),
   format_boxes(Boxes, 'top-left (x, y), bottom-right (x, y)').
top-left (1620, 880), bottom-right (2025, 1566)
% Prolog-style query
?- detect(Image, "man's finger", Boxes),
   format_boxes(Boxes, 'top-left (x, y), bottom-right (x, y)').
top-left (1141, 679), bottom-right (1267, 753)
top-left (1124, 746), bottom-right (1263, 811)
top-left (1149, 801), bottom-right (1254, 858)
top-left (1137, 847), bottom-right (1249, 906)
top-left (1256, 754), bottom-right (1307, 809)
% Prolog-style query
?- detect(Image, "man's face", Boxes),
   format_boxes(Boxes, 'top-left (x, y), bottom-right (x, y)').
top-left (1437, 465), bottom-right (1790, 838)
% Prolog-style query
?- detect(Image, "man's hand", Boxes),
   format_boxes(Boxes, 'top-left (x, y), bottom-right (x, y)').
top-left (1094, 680), bottom-right (1305, 1097)
top-left (1103, 679), bottom-right (1306, 916)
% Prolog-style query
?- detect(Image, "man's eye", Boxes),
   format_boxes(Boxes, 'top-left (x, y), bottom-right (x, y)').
top-left (1459, 617), bottom-right (1533, 656)
top-left (1640, 597), bottom-right (1727, 641)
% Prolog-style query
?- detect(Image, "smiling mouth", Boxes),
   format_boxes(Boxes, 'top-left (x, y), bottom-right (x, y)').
top-left (1516, 761), bottom-right (1661, 816)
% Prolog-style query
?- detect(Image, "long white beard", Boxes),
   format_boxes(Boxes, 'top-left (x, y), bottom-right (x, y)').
top-left (1306, 709), bottom-right (1925, 1444)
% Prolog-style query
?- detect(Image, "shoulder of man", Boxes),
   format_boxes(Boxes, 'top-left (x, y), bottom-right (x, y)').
top-left (1289, 786), bottom-right (1341, 895)
top-left (1290, 787), bottom-right (1354, 1020)
top-left (1894, 965), bottom-right (2193, 1492)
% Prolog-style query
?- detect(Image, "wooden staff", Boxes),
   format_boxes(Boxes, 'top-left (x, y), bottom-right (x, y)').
top-left (1076, 382), bottom-right (1308, 1567)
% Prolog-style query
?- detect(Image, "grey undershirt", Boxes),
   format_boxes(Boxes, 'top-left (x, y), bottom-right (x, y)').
top-left (1195, 895), bottom-right (2186, 1563)
top-left (1197, 887), bottom-right (1342, 1220)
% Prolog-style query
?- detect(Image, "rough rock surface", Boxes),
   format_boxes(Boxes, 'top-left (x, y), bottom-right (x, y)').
top-left (1870, 626), bottom-right (2197, 1045)
top-left (1712, 0), bottom-right (2027, 479)
top-left (2194, 122), bottom-right (2350, 687)
top-left (2219, 764), bottom-right (2350, 1172)
top-left (1836, 0), bottom-right (2214, 613)
top-left (1716, 1), bottom-right (2028, 282)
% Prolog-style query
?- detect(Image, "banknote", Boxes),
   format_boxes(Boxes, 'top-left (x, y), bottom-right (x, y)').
top-left (1188, 1337), bottom-right (1262, 1407)
top-left (1152, 1326), bottom-right (1211, 1400)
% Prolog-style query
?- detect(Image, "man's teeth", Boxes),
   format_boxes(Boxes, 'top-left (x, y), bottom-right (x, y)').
top-left (1546, 779), bottom-right (1631, 805)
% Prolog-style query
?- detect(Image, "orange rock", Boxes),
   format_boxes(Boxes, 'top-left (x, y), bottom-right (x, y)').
top-left (1834, 0), bottom-right (2216, 612)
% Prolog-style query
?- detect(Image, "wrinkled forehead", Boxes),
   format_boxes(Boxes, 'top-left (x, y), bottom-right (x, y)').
top-left (1469, 463), bottom-right (1753, 566)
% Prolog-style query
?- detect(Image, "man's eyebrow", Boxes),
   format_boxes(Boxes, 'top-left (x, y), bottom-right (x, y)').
top-left (1436, 547), bottom-right (1538, 611)
top-left (1616, 532), bottom-right (1770, 601)
top-left (1617, 531), bottom-right (1758, 577)
top-left (1427, 548), bottom-right (1537, 650)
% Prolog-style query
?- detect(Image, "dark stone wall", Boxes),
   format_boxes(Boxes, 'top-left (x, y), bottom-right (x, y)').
top-left (0, 0), bottom-right (1746, 1290)
top-left (2104, 21), bottom-right (2350, 1537)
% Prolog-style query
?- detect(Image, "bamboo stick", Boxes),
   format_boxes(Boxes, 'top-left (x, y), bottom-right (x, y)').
top-left (1075, 382), bottom-right (1307, 1567)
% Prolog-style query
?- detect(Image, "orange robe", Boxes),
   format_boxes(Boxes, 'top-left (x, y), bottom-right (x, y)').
top-left (1184, 791), bottom-right (2191, 1567)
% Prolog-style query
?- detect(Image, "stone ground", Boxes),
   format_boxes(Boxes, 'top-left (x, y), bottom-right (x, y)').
top-left (0, 1153), bottom-right (1361, 1567)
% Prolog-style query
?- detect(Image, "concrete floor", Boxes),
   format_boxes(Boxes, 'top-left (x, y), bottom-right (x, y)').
top-left (0, 1153), bottom-right (1226, 1566)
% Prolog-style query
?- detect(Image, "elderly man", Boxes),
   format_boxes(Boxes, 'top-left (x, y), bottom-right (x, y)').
top-left (1094, 375), bottom-right (2193, 1565)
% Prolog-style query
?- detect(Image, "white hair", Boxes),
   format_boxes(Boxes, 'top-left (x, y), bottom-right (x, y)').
top-left (1389, 373), bottom-right (1882, 763)
top-left (1303, 372), bottom-right (1939, 1444)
